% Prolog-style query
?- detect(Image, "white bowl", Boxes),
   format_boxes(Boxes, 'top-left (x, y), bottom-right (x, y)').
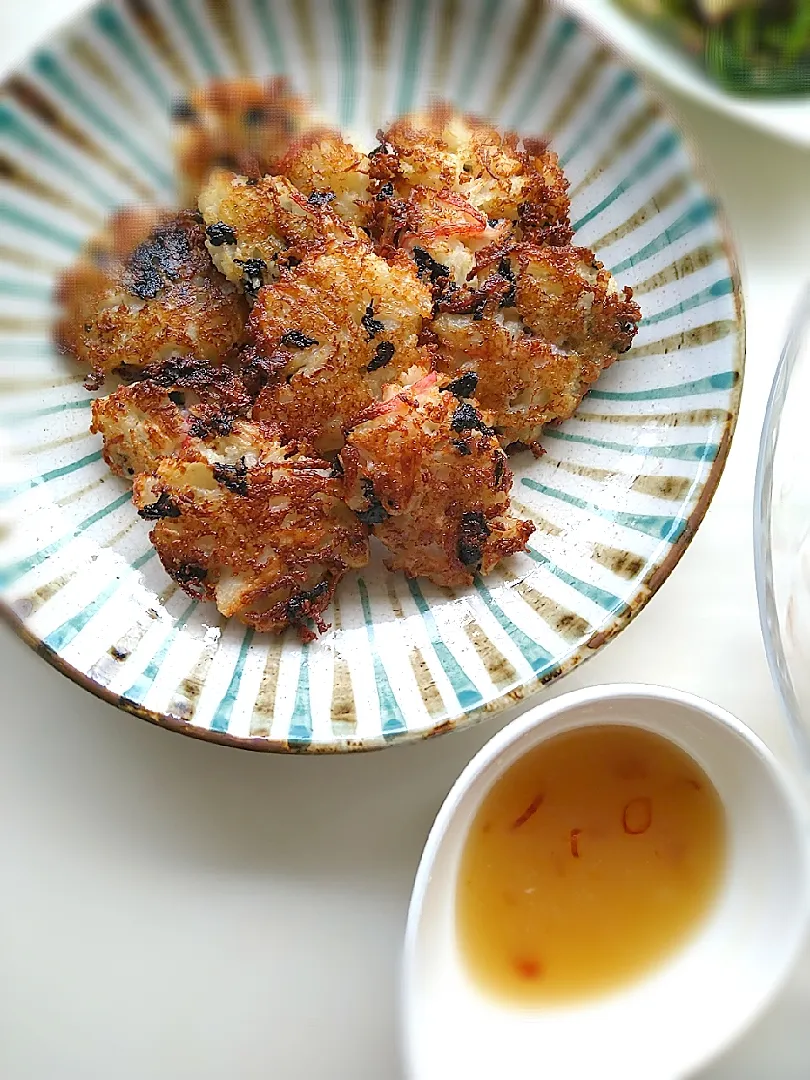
top-left (556, 0), bottom-right (810, 148)
top-left (402, 685), bottom-right (810, 1080)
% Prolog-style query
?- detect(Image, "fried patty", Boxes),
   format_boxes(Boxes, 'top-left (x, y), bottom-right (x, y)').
top-left (279, 130), bottom-right (371, 229)
top-left (90, 358), bottom-right (253, 478)
top-left (132, 421), bottom-right (369, 637)
top-left (250, 240), bottom-right (433, 452)
top-left (198, 169), bottom-right (356, 293)
top-left (56, 210), bottom-right (248, 386)
top-left (429, 245), bottom-right (642, 448)
top-left (340, 372), bottom-right (534, 587)
top-left (173, 76), bottom-right (315, 207)
top-left (375, 106), bottom-right (571, 244)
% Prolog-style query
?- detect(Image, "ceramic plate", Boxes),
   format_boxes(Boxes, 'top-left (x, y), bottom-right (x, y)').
top-left (0, 0), bottom-right (744, 751)
top-left (557, 0), bottom-right (810, 149)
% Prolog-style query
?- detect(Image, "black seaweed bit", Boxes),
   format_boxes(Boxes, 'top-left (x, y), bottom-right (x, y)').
top-left (488, 218), bottom-right (500, 228)
top-left (452, 439), bottom-right (472, 456)
top-left (497, 257), bottom-right (515, 281)
top-left (458, 510), bottom-right (491, 568)
top-left (109, 645), bottom-right (129, 661)
top-left (618, 319), bottom-right (636, 335)
top-left (361, 300), bottom-right (385, 340)
top-left (367, 340), bottom-right (395, 372)
top-left (369, 137), bottom-right (392, 157)
top-left (330, 456), bottom-right (344, 478)
top-left (124, 221), bottom-right (193, 300)
top-left (499, 284), bottom-right (517, 309)
top-left (412, 246), bottom-right (450, 285)
top-left (451, 401), bottom-right (494, 436)
top-left (376, 181), bottom-right (394, 201)
top-left (171, 98), bottom-right (196, 121)
top-left (245, 176), bottom-right (260, 186)
top-left (138, 491), bottom-right (181, 520)
top-left (175, 563), bottom-right (207, 596)
top-left (281, 329), bottom-right (319, 349)
top-left (244, 105), bottom-right (268, 125)
top-left (168, 391), bottom-right (185, 406)
top-left (445, 371), bottom-right (479, 399)
top-left (355, 478), bottom-right (389, 526)
top-left (286, 580), bottom-right (330, 624)
top-left (205, 221), bottom-right (237, 246)
top-left (235, 258), bottom-right (266, 294)
top-left (307, 189), bottom-right (336, 208)
top-left (188, 414), bottom-right (233, 439)
top-left (494, 454), bottom-right (505, 487)
top-left (212, 459), bottom-right (249, 496)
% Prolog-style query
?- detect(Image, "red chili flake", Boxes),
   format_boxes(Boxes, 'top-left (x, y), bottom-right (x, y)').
top-left (511, 793), bottom-right (544, 830)
top-left (514, 958), bottom-right (543, 980)
top-left (623, 796), bottom-right (652, 835)
top-left (570, 828), bottom-right (582, 858)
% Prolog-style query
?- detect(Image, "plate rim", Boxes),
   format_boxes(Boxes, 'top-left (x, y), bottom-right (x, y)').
top-left (0, 1), bottom-right (747, 753)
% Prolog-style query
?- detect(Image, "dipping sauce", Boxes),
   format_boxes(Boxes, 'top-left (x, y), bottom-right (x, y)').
top-left (456, 724), bottom-right (727, 1003)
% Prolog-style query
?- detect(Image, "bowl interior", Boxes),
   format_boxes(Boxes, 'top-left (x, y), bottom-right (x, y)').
top-left (403, 688), bottom-right (810, 1080)
top-left (0, 0), bottom-right (743, 751)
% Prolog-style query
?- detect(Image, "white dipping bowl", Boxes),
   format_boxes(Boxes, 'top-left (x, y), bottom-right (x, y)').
top-left (402, 685), bottom-right (810, 1080)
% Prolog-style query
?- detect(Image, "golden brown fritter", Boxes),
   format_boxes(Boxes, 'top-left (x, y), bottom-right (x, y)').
top-left (514, 244), bottom-right (641, 361)
top-left (198, 169), bottom-right (356, 293)
top-left (90, 358), bottom-right (253, 478)
top-left (279, 129), bottom-right (371, 229)
top-left (132, 421), bottom-right (369, 637)
top-left (370, 185), bottom-right (511, 288)
top-left (429, 245), bottom-right (642, 448)
top-left (371, 105), bottom-right (572, 245)
top-left (340, 372), bottom-right (534, 587)
top-left (55, 210), bottom-right (249, 386)
top-left (173, 77), bottom-right (315, 207)
top-left (250, 240), bottom-right (433, 452)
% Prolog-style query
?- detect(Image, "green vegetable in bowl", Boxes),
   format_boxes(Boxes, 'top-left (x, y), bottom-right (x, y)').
top-left (619, 0), bottom-right (810, 94)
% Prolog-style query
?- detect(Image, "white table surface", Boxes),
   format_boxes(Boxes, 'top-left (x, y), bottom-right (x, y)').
top-left (2, 4), bottom-right (810, 1078)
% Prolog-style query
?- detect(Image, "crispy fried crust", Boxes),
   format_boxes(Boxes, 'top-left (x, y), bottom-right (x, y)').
top-left (514, 244), bottom-right (641, 360)
top-left (132, 422), bottom-right (369, 637)
top-left (90, 359), bottom-right (254, 478)
top-left (373, 106), bottom-right (572, 244)
top-left (250, 241), bottom-right (433, 452)
top-left (173, 77), bottom-right (315, 207)
top-left (279, 130), bottom-right (371, 229)
top-left (431, 315), bottom-right (604, 449)
top-left (55, 210), bottom-right (248, 384)
top-left (198, 169), bottom-right (356, 291)
top-left (340, 372), bottom-right (534, 587)
top-left (428, 244), bottom-right (642, 447)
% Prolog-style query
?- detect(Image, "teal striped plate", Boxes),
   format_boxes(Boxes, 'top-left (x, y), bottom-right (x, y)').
top-left (0, 0), bottom-right (744, 752)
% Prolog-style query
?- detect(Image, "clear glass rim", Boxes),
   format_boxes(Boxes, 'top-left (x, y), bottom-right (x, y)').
top-left (754, 284), bottom-right (810, 772)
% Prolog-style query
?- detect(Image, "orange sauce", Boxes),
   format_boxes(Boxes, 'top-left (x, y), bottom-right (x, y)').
top-left (456, 724), bottom-right (726, 1003)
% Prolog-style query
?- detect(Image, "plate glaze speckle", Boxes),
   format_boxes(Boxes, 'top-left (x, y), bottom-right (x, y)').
top-left (0, 0), bottom-right (744, 752)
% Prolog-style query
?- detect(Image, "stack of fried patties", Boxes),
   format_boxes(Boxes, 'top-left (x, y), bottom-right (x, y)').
top-left (55, 78), bottom-right (641, 638)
